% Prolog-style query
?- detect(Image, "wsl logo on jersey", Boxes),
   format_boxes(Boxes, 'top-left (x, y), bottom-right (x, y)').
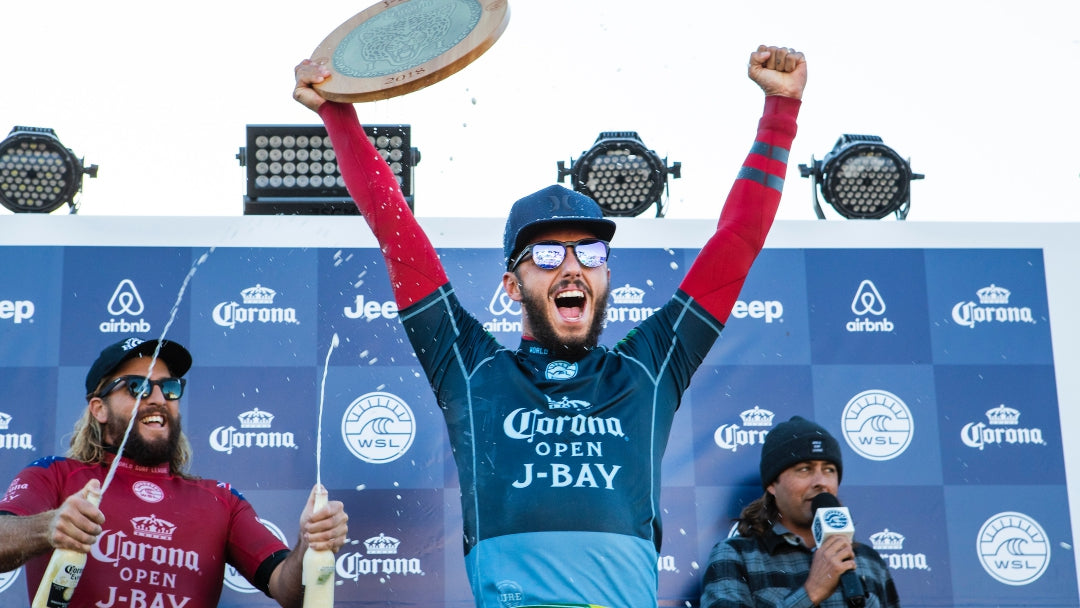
top-left (209, 407), bottom-right (298, 455)
top-left (847, 279), bottom-right (894, 333)
top-left (337, 533), bottom-right (425, 580)
top-left (952, 284), bottom-right (1035, 329)
top-left (961, 404), bottom-right (1046, 451)
top-left (224, 518), bottom-right (287, 593)
top-left (841, 389), bottom-right (913, 461)
top-left (0, 298), bottom-right (34, 324)
top-left (871, 528), bottom-right (930, 571)
top-left (0, 411), bottom-right (34, 451)
top-left (341, 392), bottom-right (416, 464)
top-left (607, 283), bottom-right (659, 324)
top-left (99, 278), bottom-right (152, 334)
top-left (212, 284), bottom-right (299, 329)
top-left (977, 511), bottom-right (1051, 585)
top-left (713, 406), bottom-right (774, 453)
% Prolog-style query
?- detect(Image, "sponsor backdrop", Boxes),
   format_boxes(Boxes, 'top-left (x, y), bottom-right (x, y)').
top-left (1, 217), bottom-right (1077, 608)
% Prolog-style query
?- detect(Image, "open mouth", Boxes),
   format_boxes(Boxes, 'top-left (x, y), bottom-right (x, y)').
top-left (555, 289), bottom-right (587, 321)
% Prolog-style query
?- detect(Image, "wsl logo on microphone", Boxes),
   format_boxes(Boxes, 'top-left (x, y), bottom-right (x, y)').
top-left (813, 508), bottom-right (851, 541)
top-left (841, 389), bottom-right (913, 461)
top-left (977, 511), bottom-right (1050, 585)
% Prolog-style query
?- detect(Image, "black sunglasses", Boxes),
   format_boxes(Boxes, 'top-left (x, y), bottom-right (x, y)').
top-left (98, 375), bottom-right (186, 401)
top-left (510, 238), bottom-right (610, 271)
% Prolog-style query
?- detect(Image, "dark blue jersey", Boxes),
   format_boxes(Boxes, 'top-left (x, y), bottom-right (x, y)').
top-left (402, 286), bottom-right (721, 607)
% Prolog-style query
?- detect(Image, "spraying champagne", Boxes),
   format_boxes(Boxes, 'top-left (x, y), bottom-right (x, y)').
top-left (31, 481), bottom-right (102, 608)
top-left (302, 486), bottom-right (336, 608)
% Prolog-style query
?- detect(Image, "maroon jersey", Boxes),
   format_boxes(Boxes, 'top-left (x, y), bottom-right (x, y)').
top-left (0, 454), bottom-right (287, 608)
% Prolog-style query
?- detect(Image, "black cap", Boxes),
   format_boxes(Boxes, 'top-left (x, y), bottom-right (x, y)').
top-left (85, 337), bottom-right (192, 396)
top-left (503, 185), bottom-right (616, 269)
top-left (759, 416), bottom-right (843, 489)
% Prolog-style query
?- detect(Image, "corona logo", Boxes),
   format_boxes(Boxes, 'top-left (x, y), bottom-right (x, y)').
top-left (0, 412), bottom-right (34, 451)
top-left (952, 284), bottom-right (1035, 329)
top-left (212, 284), bottom-right (299, 329)
top-left (841, 389), bottom-right (914, 461)
top-left (872, 528), bottom-right (931, 571)
top-left (605, 282), bottom-right (660, 324)
top-left (209, 407), bottom-right (297, 455)
top-left (341, 391), bottom-right (416, 464)
top-left (610, 283), bottom-right (645, 305)
top-left (238, 407), bottom-right (274, 429)
top-left (240, 284), bottom-right (276, 304)
top-left (977, 511), bottom-right (1051, 585)
top-left (977, 284), bottom-right (1011, 304)
top-left (961, 404), bottom-right (1045, 450)
top-left (739, 406), bottom-right (774, 427)
top-left (713, 408), bottom-right (772, 453)
top-left (363, 533), bottom-right (401, 555)
top-left (870, 529), bottom-right (905, 551)
top-left (985, 404), bottom-right (1020, 425)
top-left (336, 535), bottom-right (425, 580)
top-left (131, 514), bottom-right (177, 541)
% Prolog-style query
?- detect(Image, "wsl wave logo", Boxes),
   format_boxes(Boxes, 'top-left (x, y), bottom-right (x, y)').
top-left (961, 404), bottom-right (1046, 451)
top-left (952, 284), bottom-right (1036, 329)
top-left (212, 284), bottom-right (299, 329)
top-left (100, 279), bottom-right (152, 334)
top-left (977, 511), bottom-right (1050, 585)
top-left (341, 392), bottom-right (415, 463)
top-left (209, 407), bottom-right (298, 455)
top-left (847, 279), bottom-right (893, 333)
top-left (337, 533), bottom-right (425, 581)
top-left (870, 528), bottom-right (931, 571)
top-left (0, 411), bottom-right (34, 451)
top-left (841, 389), bottom-right (913, 461)
top-left (224, 518), bottom-right (287, 593)
top-left (0, 298), bottom-right (34, 324)
top-left (0, 567), bottom-right (20, 596)
top-left (714, 406), bottom-right (774, 453)
top-left (485, 283), bottom-right (522, 334)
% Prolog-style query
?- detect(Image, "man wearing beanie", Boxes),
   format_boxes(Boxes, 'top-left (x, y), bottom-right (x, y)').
top-left (294, 44), bottom-right (806, 608)
top-left (700, 416), bottom-right (900, 608)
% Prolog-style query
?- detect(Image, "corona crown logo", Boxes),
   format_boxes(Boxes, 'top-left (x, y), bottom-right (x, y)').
top-left (611, 284), bottom-right (646, 305)
top-left (241, 284), bottom-right (276, 305)
top-left (739, 406), bottom-right (774, 427)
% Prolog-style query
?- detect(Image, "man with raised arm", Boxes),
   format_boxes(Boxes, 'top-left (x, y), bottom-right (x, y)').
top-left (294, 44), bottom-right (806, 608)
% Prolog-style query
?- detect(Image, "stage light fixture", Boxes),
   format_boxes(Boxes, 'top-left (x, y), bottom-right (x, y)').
top-left (0, 126), bottom-right (97, 214)
top-left (238, 124), bottom-right (419, 215)
top-left (557, 131), bottom-right (680, 218)
top-left (798, 134), bottom-right (923, 220)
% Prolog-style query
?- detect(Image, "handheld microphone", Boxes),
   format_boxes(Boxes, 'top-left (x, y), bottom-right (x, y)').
top-left (811, 492), bottom-right (866, 608)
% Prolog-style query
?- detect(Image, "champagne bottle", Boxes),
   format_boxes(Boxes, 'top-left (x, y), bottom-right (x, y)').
top-left (302, 488), bottom-right (336, 608)
top-left (31, 489), bottom-right (101, 608)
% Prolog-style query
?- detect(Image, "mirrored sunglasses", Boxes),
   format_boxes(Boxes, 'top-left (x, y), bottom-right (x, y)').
top-left (99, 375), bottom-right (186, 401)
top-left (511, 238), bottom-right (610, 271)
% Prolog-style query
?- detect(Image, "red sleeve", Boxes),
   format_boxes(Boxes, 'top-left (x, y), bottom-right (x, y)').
top-left (318, 102), bottom-right (448, 308)
top-left (679, 95), bottom-right (800, 323)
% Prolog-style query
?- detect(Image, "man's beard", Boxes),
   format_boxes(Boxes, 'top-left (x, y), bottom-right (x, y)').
top-left (104, 405), bottom-right (182, 466)
top-left (521, 281), bottom-right (609, 361)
